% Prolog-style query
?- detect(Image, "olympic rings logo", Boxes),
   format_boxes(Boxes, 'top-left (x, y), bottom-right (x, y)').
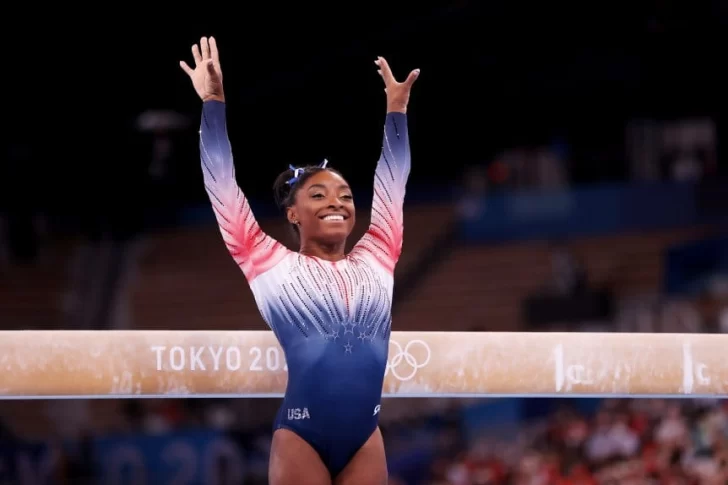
top-left (385, 339), bottom-right (431, 381)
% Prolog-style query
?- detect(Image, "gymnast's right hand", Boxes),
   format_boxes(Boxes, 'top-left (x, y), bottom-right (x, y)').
top-left (180, 36), bottom-right (225, 102)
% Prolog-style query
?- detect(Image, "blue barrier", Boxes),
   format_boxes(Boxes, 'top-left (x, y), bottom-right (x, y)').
top-left (664, 235), bottom-right (728, 295)
top-left (0, 427), bottom-right (435, 484)
top-left (95, 430), bottom-right (245, 485)
top-left (0, 440), bottom-right (51, 485)
top-left (459, 181), bottom-right (728, 243)
top-left (460, 398), bottom-right (603, 443)
top-left (0, 430), bottom-right (246, 485)
top-left (0, 397), bottom-right (611, 484)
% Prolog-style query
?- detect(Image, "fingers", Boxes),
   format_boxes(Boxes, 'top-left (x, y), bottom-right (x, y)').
top-left (185, 36), bottom-right (219, 73)
top-left (191, 44), bottom-right (202, 66)
top-left (200, 37), bottom-right (211, 60)
top-left (179, 60), bottom-right (194, 76)
top-left (404, 68), bottom-right (420, 86)
top-left (375, 56), bottom-right (394, 82)
top-left (375, 57), bottom-right (420, 89)
top-left (209, 36), bottom-right (220, 65)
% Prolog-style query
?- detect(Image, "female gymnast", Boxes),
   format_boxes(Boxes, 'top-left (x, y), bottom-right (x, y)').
top-left (180, 36), bottom-right (419, 485)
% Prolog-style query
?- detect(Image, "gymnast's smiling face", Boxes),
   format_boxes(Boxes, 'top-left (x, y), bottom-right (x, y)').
top-left (288, 170), bottom-right (356, 245)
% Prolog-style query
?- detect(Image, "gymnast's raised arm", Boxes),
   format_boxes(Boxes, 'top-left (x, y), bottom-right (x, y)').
top-left (355, 57), bottom-right (420, 274)
top-left (180, 37), bottom-right (288, 282)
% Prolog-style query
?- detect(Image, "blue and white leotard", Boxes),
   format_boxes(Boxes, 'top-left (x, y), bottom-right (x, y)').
top-left (199, 100), bottom-right (410, 476)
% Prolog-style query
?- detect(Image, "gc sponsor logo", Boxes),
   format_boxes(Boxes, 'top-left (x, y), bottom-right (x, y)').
top-left (682, 342), bottom-right (711, 394)
top-left (385, 339), bottom-right (431, 381)
top-left (554, 343), bottom-right (597, 391)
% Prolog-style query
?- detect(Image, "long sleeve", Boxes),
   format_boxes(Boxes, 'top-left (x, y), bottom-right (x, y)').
top-left (199, 100), bottom-right (289, 282)
top-left (353, 112), bottom-right (411, 274)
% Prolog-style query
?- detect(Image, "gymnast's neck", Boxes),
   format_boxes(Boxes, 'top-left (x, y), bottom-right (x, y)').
top-left (299, 240), bottom-right (347, 262)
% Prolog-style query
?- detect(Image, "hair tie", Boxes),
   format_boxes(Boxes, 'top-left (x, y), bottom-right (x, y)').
top-left (286, 160), bottom-right (330, 186)
top-left (286, 164), bottom-right (304, 186)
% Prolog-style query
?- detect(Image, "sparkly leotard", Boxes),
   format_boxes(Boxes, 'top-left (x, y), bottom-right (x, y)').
top-left (199, 100), bottom-right (410, 476)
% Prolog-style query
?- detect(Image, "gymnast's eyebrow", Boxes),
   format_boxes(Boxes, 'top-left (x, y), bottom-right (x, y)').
top-left (307, 183), bottom-right (351, 191)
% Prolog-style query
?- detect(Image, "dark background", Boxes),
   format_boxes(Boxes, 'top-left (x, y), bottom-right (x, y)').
top-left (5, 1), bottom-right (727, 224)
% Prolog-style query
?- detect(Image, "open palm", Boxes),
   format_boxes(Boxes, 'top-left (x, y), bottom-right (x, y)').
top-left (375, 56), bottom-right (419, 113)
top-left (180, 36), bottom-right (224, 102)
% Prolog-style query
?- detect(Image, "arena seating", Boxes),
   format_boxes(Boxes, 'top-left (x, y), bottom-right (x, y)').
top-left (0, 240), bottom-right (75, 330)
top-left (392, 226), bottom-right (718, 331)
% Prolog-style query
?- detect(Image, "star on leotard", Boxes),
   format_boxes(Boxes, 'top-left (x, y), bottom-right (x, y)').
top-left (344, 342), bottom-right (353, 353)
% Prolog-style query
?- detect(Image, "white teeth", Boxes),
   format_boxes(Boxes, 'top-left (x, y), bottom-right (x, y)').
top-left (323, 215), bottom-right (344, 221)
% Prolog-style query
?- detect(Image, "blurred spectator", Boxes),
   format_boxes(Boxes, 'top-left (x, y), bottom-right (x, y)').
top-left (549, 243), bottom-right (588, 297)
top-left (627, 117), bottom-right (717, 183)
top-left (418, 397), bottom-right (728, 484)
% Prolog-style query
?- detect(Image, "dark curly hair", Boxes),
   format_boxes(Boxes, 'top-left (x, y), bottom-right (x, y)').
top-left (272, 163), bottom-right (344, 239)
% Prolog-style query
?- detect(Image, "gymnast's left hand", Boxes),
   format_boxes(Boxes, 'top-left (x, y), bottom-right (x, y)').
top-left (375, 56), bottom-right (419, 114)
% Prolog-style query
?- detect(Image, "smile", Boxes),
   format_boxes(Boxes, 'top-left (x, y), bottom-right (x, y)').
top-left (320, 214), bottom-right (346, 222)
